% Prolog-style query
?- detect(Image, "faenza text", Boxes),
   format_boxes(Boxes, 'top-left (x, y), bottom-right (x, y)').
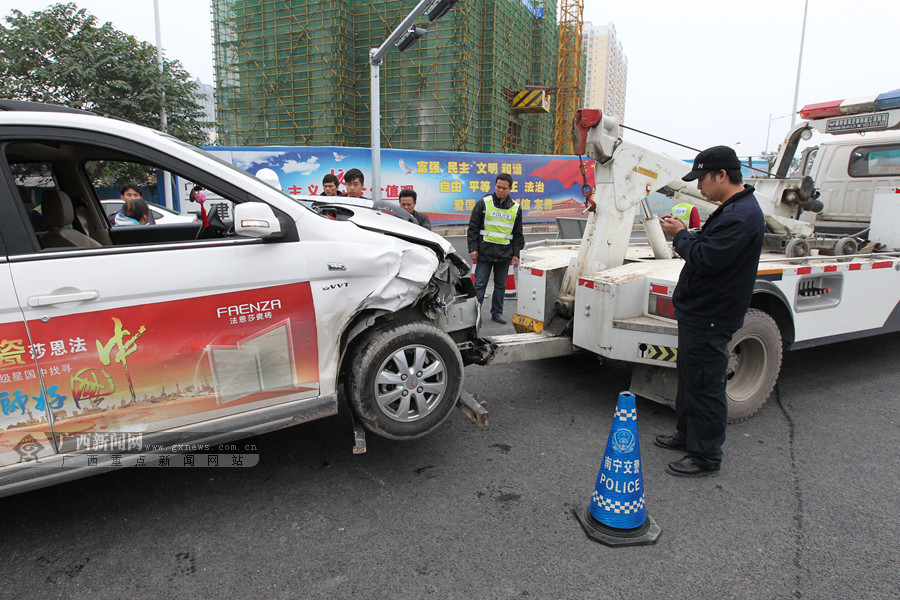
top-left (217, 299), bottom-right (282, 318)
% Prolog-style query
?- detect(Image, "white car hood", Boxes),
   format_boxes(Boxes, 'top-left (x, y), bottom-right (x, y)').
top-left (344, 206), bottom-right (456, 256)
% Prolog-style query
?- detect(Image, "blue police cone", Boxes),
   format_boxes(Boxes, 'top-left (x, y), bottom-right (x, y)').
top-left (575, 391), bottom-right (661, 546)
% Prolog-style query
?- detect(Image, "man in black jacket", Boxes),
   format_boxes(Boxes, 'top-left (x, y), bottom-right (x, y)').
top-left (657, 146), bottom-right (765, 476)
top-left (399, 188), bottom-right (432, 230)
top-left (467, 173), bottom-right (525, 324)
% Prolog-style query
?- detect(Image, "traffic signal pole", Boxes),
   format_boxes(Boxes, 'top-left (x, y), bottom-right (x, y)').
top-left (369, 0), bottom-right (456, 202)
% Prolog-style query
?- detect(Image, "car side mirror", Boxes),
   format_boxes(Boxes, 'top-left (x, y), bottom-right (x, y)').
top-left (234, 202), bottom-right (284, 239)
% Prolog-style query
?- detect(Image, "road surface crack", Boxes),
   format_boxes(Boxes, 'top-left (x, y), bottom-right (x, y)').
top-left (775, 385), bottom-right (804, 599)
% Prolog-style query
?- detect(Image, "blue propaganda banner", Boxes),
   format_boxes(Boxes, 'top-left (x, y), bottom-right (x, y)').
top-left (203, 146), bottom-right (597, 226)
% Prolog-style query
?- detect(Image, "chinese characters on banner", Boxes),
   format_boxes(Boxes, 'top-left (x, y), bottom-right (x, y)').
top-left (201, 146), bottom-right (599, 225)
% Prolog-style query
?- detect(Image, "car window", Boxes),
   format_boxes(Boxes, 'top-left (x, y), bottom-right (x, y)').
top-left (85, 160), bottom-right (172, 207)
top-left (2, 139), bottom-right (243, 253)
top-left (86, 160), bottom-right (205, 226)
top-left (787, 146), bottom-right (818, 178)
top-left (10, 161), bottom-right (56, 235)
top-left (848, 144), bottom-right (900, 177)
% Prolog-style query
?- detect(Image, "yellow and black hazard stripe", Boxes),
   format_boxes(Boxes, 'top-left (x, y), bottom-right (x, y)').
top-left (511, 90), bottom-right (550, 114)
top-left (642, 344), bottom-right (677, 362)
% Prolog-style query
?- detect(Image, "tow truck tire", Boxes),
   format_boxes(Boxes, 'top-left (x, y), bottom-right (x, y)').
top-left (785, 238), bottom-right (809, 264)
top-left (347, 320), bottom-right (463, 440)
top-left (834, 237), bottom-right (858, 262)
top-left (725, 309), bottom-right (783, 422)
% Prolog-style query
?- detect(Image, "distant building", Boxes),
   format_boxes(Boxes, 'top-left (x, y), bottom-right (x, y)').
top-left (195, 78), bottom-right (217, 143)
top-left (581, 21), bottom-right (627, 125)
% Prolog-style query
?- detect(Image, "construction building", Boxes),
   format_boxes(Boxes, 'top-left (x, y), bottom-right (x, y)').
top-left (581, 21), bottom-right (627, 124)
top-left (211, 0), bottom-right (558, 154)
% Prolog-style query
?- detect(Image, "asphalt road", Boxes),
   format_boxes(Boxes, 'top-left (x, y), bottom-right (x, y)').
top-left (2, 294), bottom-right (898, 599)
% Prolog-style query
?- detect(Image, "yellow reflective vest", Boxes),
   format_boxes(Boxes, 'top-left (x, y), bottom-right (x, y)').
top-left (480, 195), bottom-right (519, 245)
top-left (672, 202), bottom-right (695, 225)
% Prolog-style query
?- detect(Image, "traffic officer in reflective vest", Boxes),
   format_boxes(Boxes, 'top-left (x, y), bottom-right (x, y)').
top-left (467, 173), bottom-right (525, 324)
top-left (671, 201), bottom-right (701, 228)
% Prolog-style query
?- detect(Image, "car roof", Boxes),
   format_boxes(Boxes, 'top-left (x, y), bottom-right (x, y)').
top-left (0, 100), bottom-right (96, 115)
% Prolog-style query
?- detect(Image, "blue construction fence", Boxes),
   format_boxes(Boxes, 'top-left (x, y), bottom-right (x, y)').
top-left (196, 145), bottom-right (768, 226)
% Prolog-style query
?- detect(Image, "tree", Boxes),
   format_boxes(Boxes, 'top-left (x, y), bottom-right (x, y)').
top-left (0, 3), bottom-right (209, 145)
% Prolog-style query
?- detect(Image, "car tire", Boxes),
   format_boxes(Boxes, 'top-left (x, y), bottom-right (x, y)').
top-left (346, 320), bottom-right (463, 440)
top-left (725, 309), bottom-right (783, 422)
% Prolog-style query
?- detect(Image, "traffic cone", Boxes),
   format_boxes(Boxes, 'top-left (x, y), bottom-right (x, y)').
top-left (575, 391), bottom-right (660, 546)
top-left (504, 259), bottom-right (516, 297)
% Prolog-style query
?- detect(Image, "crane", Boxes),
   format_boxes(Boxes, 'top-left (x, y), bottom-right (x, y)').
top-left (553, 0), bottom-right (584, 155)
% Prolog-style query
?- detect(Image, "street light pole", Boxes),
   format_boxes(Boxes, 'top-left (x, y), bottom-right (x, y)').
top-left (369, 0), bottom-right (435, 202)
top-left (153, 0), bottom-right (166, 134)
top-left (153, 0), bottom-right (173, 210)
top-left (790, 0), bottom-right (810, 128)
top-left (370, 53), bottom-right (381, 202)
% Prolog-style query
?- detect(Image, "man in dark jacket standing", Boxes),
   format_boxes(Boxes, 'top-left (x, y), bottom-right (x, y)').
top-left (467, 173), bottom-right (525, 324)
top-left (657, 146), bottom-right (765, 476)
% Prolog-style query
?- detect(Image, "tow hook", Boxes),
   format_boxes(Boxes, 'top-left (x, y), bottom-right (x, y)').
top-left (457, 389), bottom-right (489, 427)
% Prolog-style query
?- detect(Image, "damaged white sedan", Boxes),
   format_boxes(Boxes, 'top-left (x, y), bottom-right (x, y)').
top-left (0, 101), bottom-right (480, 497)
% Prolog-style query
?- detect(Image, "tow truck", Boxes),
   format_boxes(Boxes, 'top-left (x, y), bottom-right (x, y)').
top-left (467, 89), bottom-right (900, 421)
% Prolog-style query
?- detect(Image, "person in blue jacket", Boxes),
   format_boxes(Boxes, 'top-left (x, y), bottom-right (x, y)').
top-left (114, 197), bottom-right (150, 226)
top-left (657, 145), bottom-right (765, 477)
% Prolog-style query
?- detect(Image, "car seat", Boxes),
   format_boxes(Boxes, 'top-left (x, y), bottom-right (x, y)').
top-left (39, 190), bottom-right (102, 249)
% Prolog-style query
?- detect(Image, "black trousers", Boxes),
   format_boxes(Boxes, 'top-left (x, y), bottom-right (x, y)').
top-left (674, 321), bottom-right (735, 469)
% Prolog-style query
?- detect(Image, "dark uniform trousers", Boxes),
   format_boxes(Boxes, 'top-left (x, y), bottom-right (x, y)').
top-left (674, 320), bottom-right (735, 469)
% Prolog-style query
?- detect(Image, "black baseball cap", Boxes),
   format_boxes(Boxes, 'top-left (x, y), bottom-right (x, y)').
top-left (682, 145), bottom-right (742, 181)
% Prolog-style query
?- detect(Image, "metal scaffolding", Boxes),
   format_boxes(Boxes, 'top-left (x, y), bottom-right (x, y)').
top-left (212, 0), bottom-right (558, 154)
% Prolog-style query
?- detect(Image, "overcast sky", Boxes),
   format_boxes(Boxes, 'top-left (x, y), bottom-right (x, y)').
top-left (2, 0), bottom-right (897, 159)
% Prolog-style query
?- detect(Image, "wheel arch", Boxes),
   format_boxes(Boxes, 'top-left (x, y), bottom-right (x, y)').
top-left (336, 305), bottom-right (431, 387)
top-left (751, 282), bottom-right (795, 349)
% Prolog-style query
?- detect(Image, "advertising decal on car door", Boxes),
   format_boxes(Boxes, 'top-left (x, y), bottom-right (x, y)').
top-left (0, 282), bottom-right (318, 464)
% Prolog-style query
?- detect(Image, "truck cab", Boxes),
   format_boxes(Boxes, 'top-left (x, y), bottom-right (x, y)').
top-left (750, 90), bottom-right (900, 230)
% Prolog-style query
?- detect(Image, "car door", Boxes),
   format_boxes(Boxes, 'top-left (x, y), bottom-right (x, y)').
top-left (0, 175), bottom-right (57, 469)
top-left (0, 129), bottom-right (322, 454)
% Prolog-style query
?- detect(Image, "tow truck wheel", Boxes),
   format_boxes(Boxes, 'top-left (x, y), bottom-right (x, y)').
top-left (725, 309), bottom-right (783, 422)
top-left (347, 320), bottom-right (463, 440)
top-left (834, 237), bottom-right (858, 262)
top-left (785, 238), bottom-right (809, 264)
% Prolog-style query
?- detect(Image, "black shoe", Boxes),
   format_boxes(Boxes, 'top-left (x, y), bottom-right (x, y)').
top-left (654, 433), bottom-right (686, 450)
top-left (491, 314), bottom-right (507, 324)
top-left (666, 456), bottom-right (720, 477)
